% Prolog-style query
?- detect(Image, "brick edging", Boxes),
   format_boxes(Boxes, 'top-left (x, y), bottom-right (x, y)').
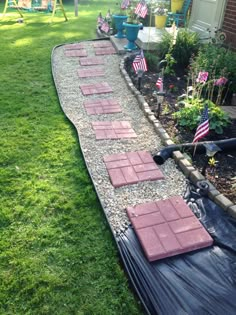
top-left (119, 56), bottom-right (236, 217)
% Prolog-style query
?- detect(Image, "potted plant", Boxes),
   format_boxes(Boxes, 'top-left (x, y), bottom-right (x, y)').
top-left (112, 1), bottom-right (129, 38)
top-left (153, 2), bottom-right (168, 29)
top-left (123, 1), bottom-right (144, 51)
top-left (171, 0), bottom-right (184, 13)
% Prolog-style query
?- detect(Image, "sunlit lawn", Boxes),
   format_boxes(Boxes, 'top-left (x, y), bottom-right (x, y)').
top-left (0, 1), bottom-right (143, 314)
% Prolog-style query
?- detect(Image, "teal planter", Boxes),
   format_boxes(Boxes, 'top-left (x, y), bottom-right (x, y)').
top-left (123, 23), bottom-right (141, 51)
top-left (112, 15), bottom-right (128, 38)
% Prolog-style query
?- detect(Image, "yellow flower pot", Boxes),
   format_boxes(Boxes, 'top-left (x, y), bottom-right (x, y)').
top-left (171, 0), bottom-right (184, 13)
top-left (155, 15), bottom-right (167, 29)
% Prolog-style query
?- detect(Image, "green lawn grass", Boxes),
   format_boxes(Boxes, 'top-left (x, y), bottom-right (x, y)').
top-left (0, 1), bottom-right (143, 314)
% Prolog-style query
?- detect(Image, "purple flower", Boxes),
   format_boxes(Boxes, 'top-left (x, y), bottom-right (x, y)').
top-left (214, 77), bottom-right (228, 86)
top-left (196, 71), bottom-right (208, 83)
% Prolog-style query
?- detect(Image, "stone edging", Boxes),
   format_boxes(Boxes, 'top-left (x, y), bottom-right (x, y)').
top-left (119, 56), bottom-right (236, 218)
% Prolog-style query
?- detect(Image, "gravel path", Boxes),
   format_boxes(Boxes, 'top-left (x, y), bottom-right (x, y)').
top-left (51, 40), bottom-right (187, 235)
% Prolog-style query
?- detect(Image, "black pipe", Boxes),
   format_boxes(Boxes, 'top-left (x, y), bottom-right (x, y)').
top-left (153, 138), bottom-right (236, 165)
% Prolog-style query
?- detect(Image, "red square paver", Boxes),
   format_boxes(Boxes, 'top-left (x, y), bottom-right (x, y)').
top-left (93, 41), bottom-right (113, 48)
top-left (65, 49), bottom-right (88, 57)
top-left (78, 68), bottom-right (105, 78)
top-left (95, 47), bottom-right (117, 55)
top-left (103, 150), bottom-right (164, 187)
top-left (80, 57), bottom-right (104, 66)
top-left (83, 99), bottom-right (122, 115)
top-left (65, 43), bottom-right (85, 50)
top-left (126, 196), bottom-right (213, 262)
top-left (80, 82), bottom-right (113, 96)
top-left (92, 121), bottom-right (137, 141)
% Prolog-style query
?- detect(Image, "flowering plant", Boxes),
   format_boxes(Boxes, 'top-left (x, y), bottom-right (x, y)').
top-left (149, 1), bottom-right (169, 16)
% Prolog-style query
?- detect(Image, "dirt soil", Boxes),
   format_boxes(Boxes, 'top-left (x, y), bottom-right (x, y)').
top-left (125, 57), bottom-right (236, 204)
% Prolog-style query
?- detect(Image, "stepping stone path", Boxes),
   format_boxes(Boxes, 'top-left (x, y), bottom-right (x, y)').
top-left (79, 57), bottom-right (104, 66)
top-left (126, 196), bottom-right (213, 261)
top-left (83, 99), bottom-right (122, 115)
top-left (80, 82), bottom-right (113, 95)
top-left (91, 121), bottom-right (137, 140)
top-left (78, 68), bottom-right (105, 78)
top-left (65, 49), bottom-right (88, 57)
top-left (62, 39), bottom-right (213, 261)
top-left (104, 151), bottom-right (164, 188)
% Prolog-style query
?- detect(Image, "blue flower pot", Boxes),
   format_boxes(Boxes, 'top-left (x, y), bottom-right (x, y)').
top-left (123, 23), bottom-right (141, 51)
top-left (112, 15), bottom-right (128, 38)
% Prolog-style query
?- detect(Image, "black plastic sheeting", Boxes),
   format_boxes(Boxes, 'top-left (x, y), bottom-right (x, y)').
top-left (117, 185), bottom-right (236, 315)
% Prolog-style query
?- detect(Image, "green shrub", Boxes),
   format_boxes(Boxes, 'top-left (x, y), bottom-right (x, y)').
top-left (145, 52), bottom-right (160, 72)
top-left (192, 44), bottom-right (236, 92)
top-left (156, 29), bottom-right (200, 71)
top-left (173, 29), bottom-right (200, 67)
top-left (173, 98), bottom-right (230, 134)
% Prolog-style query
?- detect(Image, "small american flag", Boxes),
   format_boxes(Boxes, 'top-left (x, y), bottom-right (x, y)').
top-left (132, 50), bottom-right (148, 73)
top-left (101, 21), bottom-right (110, 33)
top-left (121, 0), bottom-right (130, 9)
top-left (135, 1), bottom-right (148, 18)
top-left (193, 104), bottom-right (209, 143)
top-left (106, 9), bottom-right (111, 20)
top-left (156, 77), bottom-right (163, 91)
top-left (97, 13), bottom-right (103, 25)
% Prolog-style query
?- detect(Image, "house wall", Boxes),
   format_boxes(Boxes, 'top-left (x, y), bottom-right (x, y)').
top-left (222, 0), bottom-right (236, 49)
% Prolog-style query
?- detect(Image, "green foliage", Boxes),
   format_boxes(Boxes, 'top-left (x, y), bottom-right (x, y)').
top-left (156, 29), bottom-right (200, 73)
top-left (193, 44), bottom-right (236, 92)
top-left (0, 1), bottom-right (142, 314)
top-left (157, 32), bottom-right (173, 60)
top-left (173, 98), bottom-right (230, 134)
top-left (145, 52), bottom-right (160, 72)
top-left (173, 29), bottom-right (200, 67)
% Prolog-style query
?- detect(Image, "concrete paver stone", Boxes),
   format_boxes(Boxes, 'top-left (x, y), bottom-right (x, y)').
top-left (126, 196), bottom-right (213, 261)
top-left (78, 68), bottom-right (105, 78)
top-left (92, 121), bottom-right (137, 141)
top-left (80, 82), bottom-right (113, 96)
top-left (83, 99), bottom-right (122, 115)
top-left (64, 43), bottom-right (85, 50)
top-left (104, 151), bottom-right (165, 187)
top-left (80, 57), bottom-right (105, 66)
top-left (65, 49), bottom-right (88, 57)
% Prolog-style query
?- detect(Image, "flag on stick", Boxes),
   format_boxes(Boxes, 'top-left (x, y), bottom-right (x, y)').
top-left (156, 77), bottom-right (163, 91)
top-left (106, 9), bottom-right (111, 20)
top-left (121, 0), bottom-right (130, 9)
top-left (193, 104), bottom-right (209, 143)
top-left (97, 13), bottom-right (103, 25)
top-left (101, 21), bottom-right (110, 33)
top-left (132, 50), bottom-right (148, 74)
top-left (135, 1), bottom-right (148, 18)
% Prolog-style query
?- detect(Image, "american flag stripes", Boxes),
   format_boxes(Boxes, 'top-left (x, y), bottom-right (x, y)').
top-left (135, 1), bottom-right (148, 18)
top-left (121, 0), bottom-right (130, 9)
top-left (156, 77), bottom-right (163, 91)
top-left (193, 104), bottom-right (209, 143)
top-left (101, 21), bottom-right (110, 33)
top-left (132, 50), bottom-right (148, 73)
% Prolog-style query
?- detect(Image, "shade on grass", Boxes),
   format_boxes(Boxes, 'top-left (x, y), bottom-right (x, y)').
top-left (0, 1), bottom-right (143, 314)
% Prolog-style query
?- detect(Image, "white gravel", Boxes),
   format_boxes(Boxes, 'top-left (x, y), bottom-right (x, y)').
top-left (52, 40), bottom-right (187, 235)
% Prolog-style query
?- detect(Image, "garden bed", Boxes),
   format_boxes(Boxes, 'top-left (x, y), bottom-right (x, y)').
top-left (125, 57), bottom-right (236, 204)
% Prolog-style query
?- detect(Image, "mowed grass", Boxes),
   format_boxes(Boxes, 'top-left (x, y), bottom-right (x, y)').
top-left (0, 1), bottom-right (143, 314)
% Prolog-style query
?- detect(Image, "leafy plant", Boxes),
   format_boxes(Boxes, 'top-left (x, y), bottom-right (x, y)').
top-left (192, 44), bottom-right (236, 93)
top-left (145, 52), bottom-right (160, 72)
top-left (156, 28), bottom-right (200, 73)
top-left (172, 29), bottom-right (200, 67)
top-left (173, 98), bottom-right (230, 134)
